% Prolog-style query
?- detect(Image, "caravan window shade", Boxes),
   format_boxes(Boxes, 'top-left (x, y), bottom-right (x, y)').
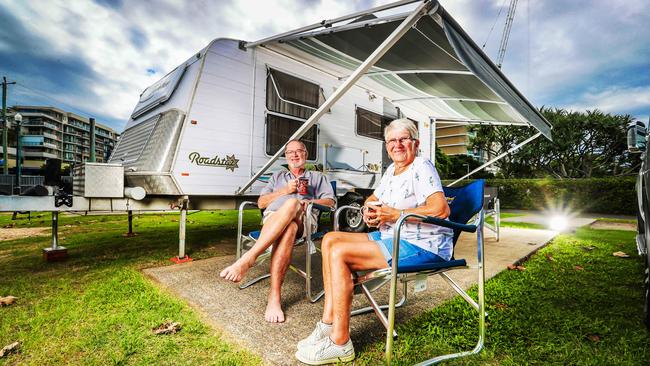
top-left (266, 114), bottom-right (317, 158)
top-left (356, 107), bottom-right (392, 140)
top-left (266, 69), bottom-right (320, 119)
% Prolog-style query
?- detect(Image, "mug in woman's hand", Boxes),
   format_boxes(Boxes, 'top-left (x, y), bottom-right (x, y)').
top-left (364, 201), bottom-right (383, 227)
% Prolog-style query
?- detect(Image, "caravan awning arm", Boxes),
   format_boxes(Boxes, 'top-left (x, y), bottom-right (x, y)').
top-left (243, 0), bottom-right (421, 49)
top-left (339, 69), bottom-right (474, 80)
top-left (449, 131), bottom-right (542, 187)
top-left (235, 0), bottom-right (436, 195)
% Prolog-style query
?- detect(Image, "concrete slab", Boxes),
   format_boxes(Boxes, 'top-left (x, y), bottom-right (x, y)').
top-left (144, 227), bottom-right (557, 365)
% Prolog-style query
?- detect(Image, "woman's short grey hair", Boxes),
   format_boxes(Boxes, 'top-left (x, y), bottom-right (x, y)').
top-left (384, 118), bottom-right (419, 140)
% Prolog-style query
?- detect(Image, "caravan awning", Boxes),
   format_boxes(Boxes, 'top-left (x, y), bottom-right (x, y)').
top-left (255, 1), bottom-right (552, 140)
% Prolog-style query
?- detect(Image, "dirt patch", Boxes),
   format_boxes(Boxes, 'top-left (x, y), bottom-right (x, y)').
top-left (589, 221), bottom-right (636, 231)
top-left (0, 227), bottom-right (50, 241)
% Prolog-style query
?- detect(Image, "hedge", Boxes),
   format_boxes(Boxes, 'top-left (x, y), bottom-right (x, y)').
top-left (444, 178), bottom-right (637, 215)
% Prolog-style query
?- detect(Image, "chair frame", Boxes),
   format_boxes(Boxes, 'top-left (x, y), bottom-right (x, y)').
top-left (235, 200), bottom-right (333, 303)
top-left (332, 205), bottom-right (486, 365)
top-left (483, 187), bottom-right (500, 241)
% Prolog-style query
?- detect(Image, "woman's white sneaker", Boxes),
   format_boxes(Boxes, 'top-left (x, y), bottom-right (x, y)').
top-left (295, 337), bottom-right (355, 365)
top-left (297, 321), bottom-right (332, 349)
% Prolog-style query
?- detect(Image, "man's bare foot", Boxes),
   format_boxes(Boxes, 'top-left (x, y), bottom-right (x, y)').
top-left (220, 258), bottom-right (252, 283)
top-left (264, 299), bottom-right (285, 323)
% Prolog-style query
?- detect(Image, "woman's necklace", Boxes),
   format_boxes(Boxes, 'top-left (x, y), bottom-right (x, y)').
top-left (394, 163), bottom-right (411, 175)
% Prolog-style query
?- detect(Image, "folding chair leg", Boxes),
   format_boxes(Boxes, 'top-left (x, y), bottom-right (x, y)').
top-left (351, 280), bottom-right (407, 317)
top-left (411, 212), bottom-right (487, 366)
top-left (357, 284), bottom-right (399, 338)
top-left (439, 273), bottom-right (482, 314)
top-left (495, 199), bottom-right (500, 241)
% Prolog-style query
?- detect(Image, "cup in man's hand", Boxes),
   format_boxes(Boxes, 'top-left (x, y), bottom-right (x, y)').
top-left (297, 177), bottom-right (309, 195)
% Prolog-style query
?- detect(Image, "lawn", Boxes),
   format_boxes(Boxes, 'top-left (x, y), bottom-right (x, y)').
top-left (0, 211), bottom-right (263, 365)
top-left (1, 211), bottom-right (649, 365)
top-left (487, 212), bottom-right (549, 230)
top-left (356, 225), bottom-right (650, 365)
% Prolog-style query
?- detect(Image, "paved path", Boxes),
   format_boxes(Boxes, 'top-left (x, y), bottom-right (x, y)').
top-left (144, 226), bottom-right (557, 365)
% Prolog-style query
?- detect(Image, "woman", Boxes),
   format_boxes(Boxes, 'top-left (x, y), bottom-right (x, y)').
top-left (294, 118), bottom-right (453, 365)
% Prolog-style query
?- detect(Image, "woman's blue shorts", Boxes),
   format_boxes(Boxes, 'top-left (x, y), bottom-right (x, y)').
top-left (368, 231), bottom-right (446, 267)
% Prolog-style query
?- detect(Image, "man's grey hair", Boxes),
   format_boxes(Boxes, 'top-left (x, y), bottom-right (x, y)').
top-left (384, 118), bottom-right (419, 140)
top-left (286, 139), bottom-right (307, 154)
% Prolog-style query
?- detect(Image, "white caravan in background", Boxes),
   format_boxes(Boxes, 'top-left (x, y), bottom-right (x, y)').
top-left (1, 0), bottom-right (552, 254)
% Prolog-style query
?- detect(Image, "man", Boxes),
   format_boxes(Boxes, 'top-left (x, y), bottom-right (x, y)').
top-left (220, 139), bottom-right (336, 323)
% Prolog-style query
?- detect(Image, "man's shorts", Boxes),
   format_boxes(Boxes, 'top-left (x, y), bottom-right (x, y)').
top-left (367, 231), bottom-right (446, 267)
top-left (263, 209), bottom-right (319, 239)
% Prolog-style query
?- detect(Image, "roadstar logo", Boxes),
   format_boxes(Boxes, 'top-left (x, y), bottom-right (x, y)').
top-left (188, 152), bottom-right (239, 172)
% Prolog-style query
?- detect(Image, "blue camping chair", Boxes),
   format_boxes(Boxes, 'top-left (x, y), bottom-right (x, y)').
top-left (236, 200), bottom-right (334, 302)
top-left (334, 179), bottom-right (486, 365)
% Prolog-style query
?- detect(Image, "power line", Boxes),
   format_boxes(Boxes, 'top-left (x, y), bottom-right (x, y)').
top-left (13, 82), bottom-right (99, 121)
top-left (481, 0), bottom-right (509, 50)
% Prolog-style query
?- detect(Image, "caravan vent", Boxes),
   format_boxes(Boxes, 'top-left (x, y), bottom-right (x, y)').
top-left (108, 114), bottom-right (160, 166)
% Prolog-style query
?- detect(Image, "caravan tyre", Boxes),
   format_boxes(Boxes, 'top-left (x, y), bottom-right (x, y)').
top-left (337, 194), bottom-right (367, 233)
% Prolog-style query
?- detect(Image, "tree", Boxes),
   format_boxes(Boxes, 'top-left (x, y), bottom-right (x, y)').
top-left (469, 108), bottom-right (640, 178)
top-left (434, 147), bottom-right (494, 180)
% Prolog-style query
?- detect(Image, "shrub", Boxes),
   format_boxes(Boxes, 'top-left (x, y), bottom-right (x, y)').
top-left (444, 178), bottom-right (636, 215)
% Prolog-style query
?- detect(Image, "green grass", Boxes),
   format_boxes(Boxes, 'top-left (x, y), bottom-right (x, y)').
top-left (499, 221), bottom-right (547, 230)
top-left (486, 212), bottom-right (547, 230)
top-left (594, 217), bottom-right (637, 224)
top-left (355, 223), bottom-right (650, 365)
top-left (2, 212), bottom-right (649, 365)
top-left (0, 211), bottom-right (263, 366)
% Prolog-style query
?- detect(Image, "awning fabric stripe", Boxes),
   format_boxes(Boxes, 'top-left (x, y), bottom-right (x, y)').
top-left (265, 3), bottom-right (552, 140)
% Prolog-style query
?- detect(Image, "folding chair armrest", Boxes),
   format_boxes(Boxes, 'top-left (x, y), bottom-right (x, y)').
top-left (390, 213), bottom-right (478, 269)
top-left (333, 205), bottom-right (362, 231)
top-left (307, 201), bottom-right (335, 213)
top-left (421, 216), bottom-right (477, 233)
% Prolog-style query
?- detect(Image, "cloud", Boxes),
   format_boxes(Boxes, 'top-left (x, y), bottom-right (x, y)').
top-left (0, 0), bottom-right (375, 130)
top-left (438, 0), bottom-right (650, 120)
top-left (0, 0), bottom-right (648, 131)
top-left (565, 85), bottom-right (650, 120)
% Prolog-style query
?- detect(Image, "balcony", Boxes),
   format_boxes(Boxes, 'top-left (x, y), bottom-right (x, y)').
top-left (22, 151), bottom-right (58, 159)
top-left (43, 132), bottom-right (60, 140)
top-left (43, 142), bottom-right (61, 150)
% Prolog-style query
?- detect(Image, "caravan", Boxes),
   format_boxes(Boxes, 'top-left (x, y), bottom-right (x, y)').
top-left (0, 0), bottom-right (552, 257)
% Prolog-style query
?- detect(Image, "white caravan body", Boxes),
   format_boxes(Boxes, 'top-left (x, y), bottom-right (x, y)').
top-left (110, 38), bottom-right (403, 197)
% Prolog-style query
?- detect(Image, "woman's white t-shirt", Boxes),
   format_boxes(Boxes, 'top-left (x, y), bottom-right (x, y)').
top-left (373, 157), bottom-right (454, 260)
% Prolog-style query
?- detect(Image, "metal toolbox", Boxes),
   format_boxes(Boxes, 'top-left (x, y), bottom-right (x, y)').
top-left (73, 163), bottom-right (124, 198)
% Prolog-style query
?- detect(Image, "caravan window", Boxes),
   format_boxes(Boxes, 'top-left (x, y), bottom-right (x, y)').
top-left (266, 69), bottom-right (320, 119)
top-left (265, 68), bottom-right (321, 159)
top-left (356, 107), bottom-right (392, 140)
top-left (266, 114), bottom-right (317, 157)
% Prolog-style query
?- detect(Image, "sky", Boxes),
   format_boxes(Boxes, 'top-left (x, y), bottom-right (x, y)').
top-left (0, 0), bottom-right (648, 132)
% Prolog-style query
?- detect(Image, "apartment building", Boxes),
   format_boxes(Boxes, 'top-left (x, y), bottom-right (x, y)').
top-left (435, 122), bottom-right (483, 161)
top-left (2, 106), bottom-right (119, 169)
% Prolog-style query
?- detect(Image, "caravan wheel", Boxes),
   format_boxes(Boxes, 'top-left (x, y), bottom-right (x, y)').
top-left (338, 194), bottom-right (367, 232)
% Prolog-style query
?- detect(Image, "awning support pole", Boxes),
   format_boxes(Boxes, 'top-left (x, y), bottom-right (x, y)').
top-left (430, 117), bottom-right (436, 164)
top-left (236, 0), bottom-right (435, 195)
top-left (449, 131), bottom-right (542, 186)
